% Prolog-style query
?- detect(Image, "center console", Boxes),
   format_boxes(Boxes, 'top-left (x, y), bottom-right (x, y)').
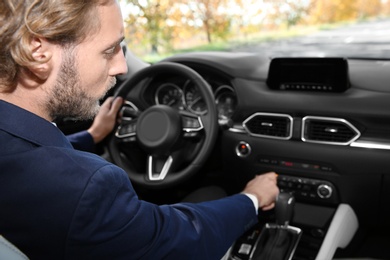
top-left (222, 176), bottom-right (358, 260)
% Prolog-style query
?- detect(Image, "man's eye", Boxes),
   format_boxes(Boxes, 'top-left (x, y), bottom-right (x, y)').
top-left (105, 47), bottom-right (116, 55)
top-left (104, 45), bottom-right (120, 57)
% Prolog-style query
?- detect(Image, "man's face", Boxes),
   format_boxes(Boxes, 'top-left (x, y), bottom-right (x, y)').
top-left (46, 0), bottom-right (127, 120)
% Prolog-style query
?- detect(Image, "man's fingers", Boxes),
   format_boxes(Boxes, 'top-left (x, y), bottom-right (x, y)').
top-left (261, 202), bottom-right (275, 211)
top-left (108, 97), bottom-right (123, 115)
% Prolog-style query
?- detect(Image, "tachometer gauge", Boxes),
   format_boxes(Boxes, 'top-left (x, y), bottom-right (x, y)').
top-left (184, 81), bottom-right (208, 115)
top-left (155, 83), bottom-right (185, 110)
top-left (215, 85), bottom-right (237, 122)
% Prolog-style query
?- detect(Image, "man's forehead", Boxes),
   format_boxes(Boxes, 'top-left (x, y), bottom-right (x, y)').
top-left (94, 1), bottom-right (124, 43)
top-left (79, 1), bottom-right (123, 48)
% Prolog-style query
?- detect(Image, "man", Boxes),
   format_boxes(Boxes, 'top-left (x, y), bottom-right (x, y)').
top-left (0, 0), bottom-right (279, 259)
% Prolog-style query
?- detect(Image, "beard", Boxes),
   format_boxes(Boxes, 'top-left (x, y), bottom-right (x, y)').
top-left (45, 47), bottom-right (116, 121)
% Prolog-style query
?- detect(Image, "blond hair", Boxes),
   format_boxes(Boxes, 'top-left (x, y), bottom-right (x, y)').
top-left (0, 0), bottom-right (110, 92)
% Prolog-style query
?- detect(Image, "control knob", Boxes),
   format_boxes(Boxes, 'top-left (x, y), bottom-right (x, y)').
top-left (317, 184), bottom-right (332, 199)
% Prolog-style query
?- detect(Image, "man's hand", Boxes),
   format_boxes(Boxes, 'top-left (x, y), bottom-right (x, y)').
top-left (88, 96), bottom-right (123, 143)
top-left (243, 172), bottom-right (279, 211)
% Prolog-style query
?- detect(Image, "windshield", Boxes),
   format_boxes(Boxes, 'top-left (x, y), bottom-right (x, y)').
top-left (120, 0), bottom-right (390, 62)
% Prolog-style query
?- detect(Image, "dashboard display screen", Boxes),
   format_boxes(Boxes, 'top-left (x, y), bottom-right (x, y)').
top-left (267, 57), bottom-right (349, 92)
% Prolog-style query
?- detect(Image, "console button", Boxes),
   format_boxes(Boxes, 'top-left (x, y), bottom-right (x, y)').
top-left (277, 175), bottom-right (338, 204)
top-left (317, 184), bottom-right (332, 199)
top-left (236, 142), bottom-right (251, 157)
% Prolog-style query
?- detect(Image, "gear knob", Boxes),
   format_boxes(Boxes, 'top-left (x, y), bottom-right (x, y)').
top-left (275, 192), bottom-right (295, 226)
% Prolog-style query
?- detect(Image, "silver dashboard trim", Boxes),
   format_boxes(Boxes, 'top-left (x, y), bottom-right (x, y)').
top-left (301, 116), bottom-right (361, 146)
top-left (243, 112), bottom-right (294, 140)
top-left (228, 115), bottom-right (390, 151)
top-left (350, 140), bottom-right (390, 150)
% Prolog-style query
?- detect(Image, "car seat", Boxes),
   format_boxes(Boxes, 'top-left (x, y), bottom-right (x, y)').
top-left (0, 235), bottom-right (29, 260)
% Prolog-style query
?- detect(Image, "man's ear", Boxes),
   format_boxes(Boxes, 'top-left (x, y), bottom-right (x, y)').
top-left (28, 37), bottom-right (53, 80)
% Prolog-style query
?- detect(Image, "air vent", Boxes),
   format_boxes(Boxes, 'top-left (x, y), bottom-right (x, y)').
top-left (243, 113), bottom-right (293, 140)
top-left (302, 116), bottom-right (360, 145)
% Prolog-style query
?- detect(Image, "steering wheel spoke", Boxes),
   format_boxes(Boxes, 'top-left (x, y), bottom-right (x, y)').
top-left (147, 155), bottom-right (173, 181)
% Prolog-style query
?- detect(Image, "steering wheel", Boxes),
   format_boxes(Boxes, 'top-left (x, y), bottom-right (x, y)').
top-left (108, 62), bottom-right (218, 189)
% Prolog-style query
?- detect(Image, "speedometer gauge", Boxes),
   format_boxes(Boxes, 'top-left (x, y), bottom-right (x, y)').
top-left (184, 81), bottom-right (207, 115)
top-left (155, 83), bottom-right (185, 110)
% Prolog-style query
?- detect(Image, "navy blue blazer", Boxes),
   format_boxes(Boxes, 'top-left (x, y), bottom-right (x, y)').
top-left (67, 130), bottom-right (95, 153)
top-left (0, 100), bottom-right (258, 259)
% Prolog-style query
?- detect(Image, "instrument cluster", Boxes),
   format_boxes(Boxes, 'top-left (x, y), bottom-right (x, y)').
top-left (154, 79), bottom-right (237, 125)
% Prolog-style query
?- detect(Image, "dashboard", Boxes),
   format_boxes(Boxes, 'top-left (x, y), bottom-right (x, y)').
top-left (158, 53), bottom-right (390, 259)
top-left (107, 50), bottom-right (390, 259)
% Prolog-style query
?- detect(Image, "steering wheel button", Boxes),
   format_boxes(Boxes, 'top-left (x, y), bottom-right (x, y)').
top-left (128, 123), bottom-right (136, 133)
top-left (182, 117), bottom-right (200, 128)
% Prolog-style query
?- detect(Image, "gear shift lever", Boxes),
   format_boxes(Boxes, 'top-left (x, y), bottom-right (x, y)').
top-left (249, 192), bottom-right (302, 260)
top-left (275, 192), bottom-right (295, 227)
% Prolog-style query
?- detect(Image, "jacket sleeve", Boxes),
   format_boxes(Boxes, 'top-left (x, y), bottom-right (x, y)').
top-left (66, 130), bottom-right (95, 153)
top-left (65, 164), bottom-right (258, 260)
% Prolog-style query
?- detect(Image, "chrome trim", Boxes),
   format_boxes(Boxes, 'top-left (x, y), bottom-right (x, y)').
top-left (243, 112), bottom-right (293, 140)
top-left (148, 156), bottom-right (173, 181)
top-left (250, 223), bottom-right (302, 260)
top-left (351, 140), bottom-right (390, 150)
top-left (115, 125), bottom-right (137, 139)
top-left (121, 100), bottom-right (139, 121)
top-left (214, 85), bottom-right (235, 98)
top-left (302, 116), bottom-right (361, 146)
top-left (235, 141), bottom-right (251, 158)
top-left (317, 184), bottom-right (333, 199)
top-left (228, 125), bottom-right (247, 133)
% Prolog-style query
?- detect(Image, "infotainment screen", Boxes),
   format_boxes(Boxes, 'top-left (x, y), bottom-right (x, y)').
top-left (266, 57), bottom-right (349, 92)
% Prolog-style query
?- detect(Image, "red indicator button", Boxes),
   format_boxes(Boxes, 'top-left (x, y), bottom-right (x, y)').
top-left (282, 161), bottom-right (293, 167)
top-left (236, 142), bottom-right (251, 157)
